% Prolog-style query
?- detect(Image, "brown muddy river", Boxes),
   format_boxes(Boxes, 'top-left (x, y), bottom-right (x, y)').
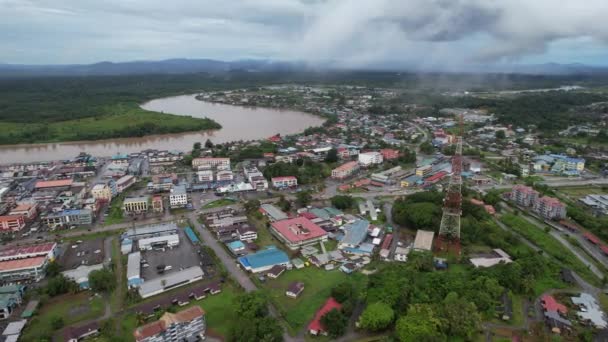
top-left (0, 95), bottom-right (325, 163)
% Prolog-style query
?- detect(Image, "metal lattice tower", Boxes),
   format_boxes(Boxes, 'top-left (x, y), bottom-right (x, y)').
top-left (438, 115), bottom-right (464, 241)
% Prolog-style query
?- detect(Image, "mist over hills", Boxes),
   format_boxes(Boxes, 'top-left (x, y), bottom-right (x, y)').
top-left (1, 58), bottom-right (607, 78)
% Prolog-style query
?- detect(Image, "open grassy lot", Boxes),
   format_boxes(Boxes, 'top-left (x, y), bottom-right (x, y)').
top-left (500, 214), bottom-right (601, 286)
top-left (558, 186), bottom-right (606, 198)
top-left (261, 266), bottom-right (367, 335)
top-left (104, 195), bottom-right (125, 226)
top-left (21, 293), bottom-right (105, 341)
top-left (0, 104), bottom-right (220, 145)
top-left (202, 198), bottom-right (236, 209)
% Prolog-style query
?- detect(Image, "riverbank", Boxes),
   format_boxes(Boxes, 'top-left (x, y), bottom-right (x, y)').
top-left (0, 103), bottom-right (221, 145)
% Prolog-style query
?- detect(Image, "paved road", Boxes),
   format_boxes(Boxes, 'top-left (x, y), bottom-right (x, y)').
top-left (186, 212), bottom-right (257, 292)
top-left (545, 220), bottom-right (608, 269)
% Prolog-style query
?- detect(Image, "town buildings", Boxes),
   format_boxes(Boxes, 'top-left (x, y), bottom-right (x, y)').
top-left (169, 185), bottom-right (188, 208)
top-left (511, 185), bottom-right (539, 207)
top-left (192, 157), bottom-right (230, 169)
top-left (41, 209), bottom-right (93, 228)
top-left (133, 306), bottom-right (206, 342)
top-left (123, 197), bottom-right (149, 214)
top-left (271, 176), bottom-right (298, 188)
top-left (152, 195), bottom-right (164, 213)
top-left (331, 161), bottom-right (360, 179)
top-left (358, 151), bottom-right (383, 166)
top-left (116, 175), bottom-right (136, 193)
top-left (533, 196), bottom-right (567, 220)
top-left (0, 216), bottom-right (25, 232)
top-left (270, 217), bottom-right (328, 250)
top-left (91, 183), bottom-right (112, 201)
top-left (511, 185), bottom-right (566, 220)
top-left (0, 243), bottom-right (57, 283)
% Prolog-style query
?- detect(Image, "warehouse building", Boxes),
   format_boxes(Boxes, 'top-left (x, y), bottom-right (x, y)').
top-left (138, 234), bottom-right (180, 251)
top-left (127, 252), bottom-right (143, 288)
top-left (124, 223), bottom-right (178, 240)
top-left (138, 266), bottom-right (204, 299)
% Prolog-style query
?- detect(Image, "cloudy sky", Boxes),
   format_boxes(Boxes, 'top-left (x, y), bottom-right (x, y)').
top-left (2, 0), bottom-right (608, 69)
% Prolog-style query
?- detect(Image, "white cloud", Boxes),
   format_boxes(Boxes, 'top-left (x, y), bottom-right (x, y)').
top-left (1, 0), bottom-right (607, 66)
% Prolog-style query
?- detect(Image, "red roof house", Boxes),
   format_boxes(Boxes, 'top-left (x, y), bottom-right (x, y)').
top-left (308, 297), bottom-right (343, 335)
top-left (541, 294), bottom-right (567, 314)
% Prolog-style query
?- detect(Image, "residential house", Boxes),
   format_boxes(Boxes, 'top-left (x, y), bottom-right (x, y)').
top-left (286, 281), bottom-right (304, 299)
top-left (308, 298), bottom-right (342, 335)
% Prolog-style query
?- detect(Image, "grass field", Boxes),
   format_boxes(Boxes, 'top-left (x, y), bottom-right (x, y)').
top-left (500, 214), bottom-right (601, 286)
top-left (0, 104), bottom-right (220, 145)
top-left (558, 186), bottom-right (606, 198)
top-left (21, 293), bottom-right (105, 341)
top-left (104, 195), bottom-right (125, 226)
top-left (261, 266), bottom-right (366, 335)
top-left (202, 198), bottom-right (236, 209)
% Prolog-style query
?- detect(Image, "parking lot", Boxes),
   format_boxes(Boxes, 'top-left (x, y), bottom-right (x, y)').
top-left (139, 228), bottom-right (209, 280)
top-left (59, 237), bottom-right (105, 269)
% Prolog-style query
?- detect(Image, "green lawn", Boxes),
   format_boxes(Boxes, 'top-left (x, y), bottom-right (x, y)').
top-left (499, 214), bottom-right (601, 286)
top-left (104, 195), bottom-right (125, 226)
top-left (202, 198), bottom-right (236, 209)
top-left (0, 104), bottom-right (221, 145)
top-left (261, 266), bottom-right (367, 335)
top-left (21, 293), bottom-right (105, 341)
top-left (558, 186), bottom-right (605, 198)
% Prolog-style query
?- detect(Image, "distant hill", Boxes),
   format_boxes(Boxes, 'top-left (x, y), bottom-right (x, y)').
top-left (0, 58), bottom-right (607, 78)
top-left (0, 58), bottom-right (306, 78)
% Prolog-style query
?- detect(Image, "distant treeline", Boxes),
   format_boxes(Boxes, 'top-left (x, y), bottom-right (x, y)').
top-left (3, 71), bottom-right (608, 124)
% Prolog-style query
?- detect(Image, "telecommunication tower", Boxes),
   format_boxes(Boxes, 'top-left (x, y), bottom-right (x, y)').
top-left (438, 114), bottom-right (464, 247)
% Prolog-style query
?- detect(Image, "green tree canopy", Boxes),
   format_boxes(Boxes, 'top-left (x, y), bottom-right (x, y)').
top-left (89, 268), bottom-right (116, 293)
top-left (395, 304), bottom-right (445, 342)
top-left (359, 302), bottom-right (395, 331)
top-left (330, 195), bottom-right (355, 210)
top-left (320, 308), bottom-right (348, 338)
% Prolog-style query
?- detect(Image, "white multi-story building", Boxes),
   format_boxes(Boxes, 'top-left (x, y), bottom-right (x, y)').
top-left (197, 170), bottom-right (214, 183)
top-left (169, 185), bottom-right (188, 208)
top-left (216, 170), bottom-right (234, 182)
top-left (331, 161), bottom-right (360, 179)
top-left (192, 157), bottom-right (230, 170)
top-left (511, 185), bottom-right (539, 207)
top-left (272, 176), bottom-right (298, 188)
top-left (244, 166), bottom-right (268, 190)
top-left (358, 152), bottom-right (383, 166)
top-left (134, 306), bottom-right (206, 342)
top-left (116, 175), bottom-right (136, 193)
top-left (91, 183), bottom-right (112, 201)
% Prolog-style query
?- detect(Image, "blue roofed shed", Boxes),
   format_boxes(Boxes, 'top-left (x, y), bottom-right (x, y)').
top-left (238, 246), bottom-right (290, 273)
top-left (184, 227), bottom-right (199, 244)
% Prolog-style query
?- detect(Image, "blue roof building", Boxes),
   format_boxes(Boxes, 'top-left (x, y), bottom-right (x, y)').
top-left (227, 240), bottom-right (245, 254)
top-left (238, 246), bottom-right (290, 273)
top-left (184, 227), bottom-right (199, 244)
top-left (338, 220), bottom-right (369, 249)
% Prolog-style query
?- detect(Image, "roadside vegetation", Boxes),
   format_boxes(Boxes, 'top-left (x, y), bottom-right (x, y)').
top-left (500, 213), bottom-right (601, 286)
